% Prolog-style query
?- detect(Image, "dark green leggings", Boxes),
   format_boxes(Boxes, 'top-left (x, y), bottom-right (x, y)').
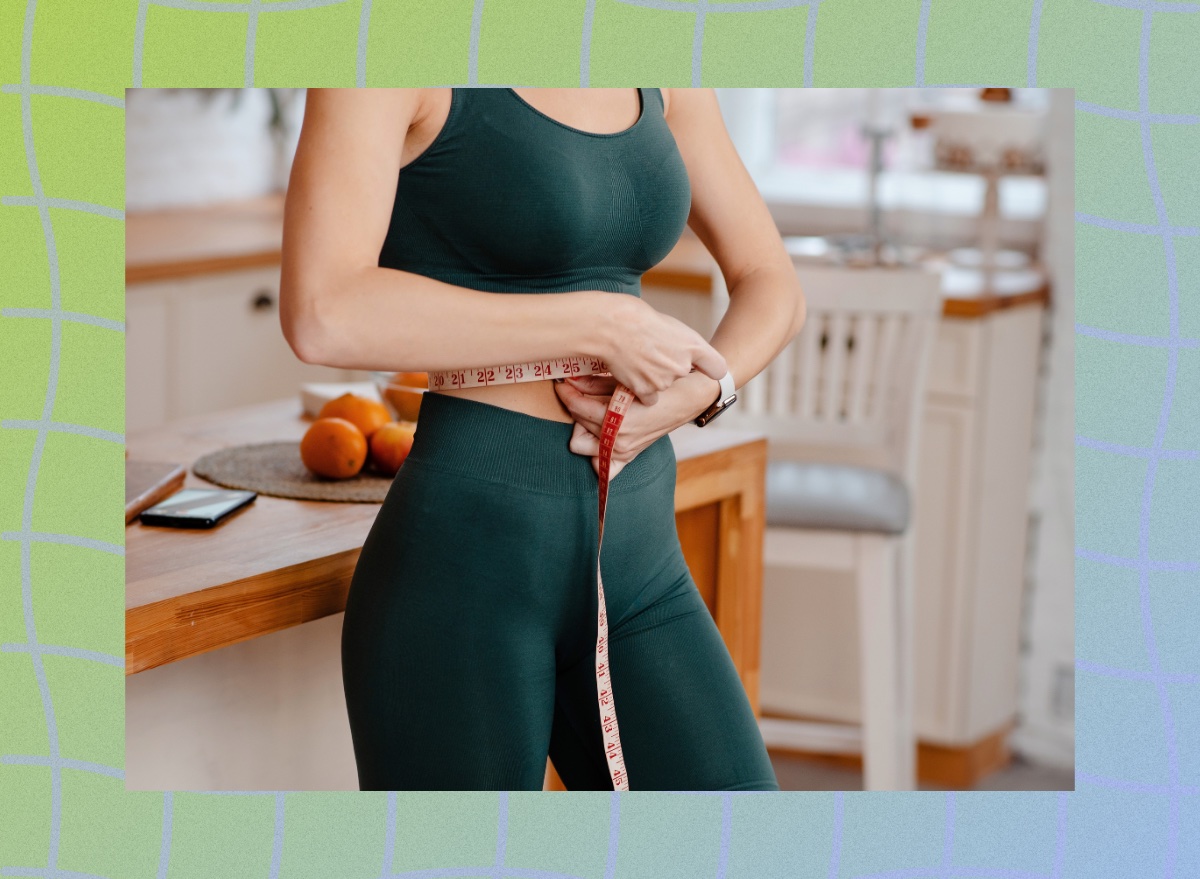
top-left (340, 390), bottom-right (779, 791)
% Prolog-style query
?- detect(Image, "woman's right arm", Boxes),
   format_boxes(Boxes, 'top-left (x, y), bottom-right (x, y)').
top-left (280, 88), bottom-right (615, 373)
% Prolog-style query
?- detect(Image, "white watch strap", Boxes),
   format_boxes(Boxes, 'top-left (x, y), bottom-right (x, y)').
top-left (717, 369), bottom-right (736, 401)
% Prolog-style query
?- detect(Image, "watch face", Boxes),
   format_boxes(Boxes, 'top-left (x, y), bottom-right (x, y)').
top-left (696, 393), bottom-right (737, 426)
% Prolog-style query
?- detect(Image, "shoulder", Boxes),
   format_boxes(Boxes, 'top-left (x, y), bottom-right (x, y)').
top-left (660, 88), bottom-right (720, 122)
top-left (659, 88), bottom-right (723, 136)
top-left (302, 88), bottom-right (427, 139)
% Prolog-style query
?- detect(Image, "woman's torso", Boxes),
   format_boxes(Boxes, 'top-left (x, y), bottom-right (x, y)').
top-left (380, 87), bottom-right (692, 424)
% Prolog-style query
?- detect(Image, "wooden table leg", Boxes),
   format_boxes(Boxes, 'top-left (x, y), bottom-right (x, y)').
top-left (545, 758), bottom-right (566, 791)
top-left (675, 440), bottom-right (767, 715)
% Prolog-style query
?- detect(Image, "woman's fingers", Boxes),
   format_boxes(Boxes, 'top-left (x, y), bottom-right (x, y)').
top-left (558, 378), bottom-right (640, 484)
top-left (566, 410), bottom-right (634, 482)
top-left (571, 423), bottom-right (629, 480)
top-left (569, 421), bottom-right (600, 454)
top-left (555, 378), bottom-right (609, 429)
top-left (634, 388), bottom-right (659, 407)
top-left (569, 421), bottom-right (640, 461)
top-left (565, 373), bottom-right (617, 395)
top-left (594, 456), bottom-right (627, 481)
top-left (570, 422), bottom-right (614, 457)
top-left (692, 345), bottom-right (728, 382)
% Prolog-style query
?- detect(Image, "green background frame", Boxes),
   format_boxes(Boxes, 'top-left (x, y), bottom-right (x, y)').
top-left (2, 0), bottom-right (1197, 876)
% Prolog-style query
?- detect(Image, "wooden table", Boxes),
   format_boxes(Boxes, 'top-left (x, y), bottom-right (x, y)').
top-left (125, 397), bottom-right (769, 785)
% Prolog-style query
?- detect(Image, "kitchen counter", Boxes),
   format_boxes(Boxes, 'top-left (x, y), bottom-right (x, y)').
top-left (125, 396), bottom-right (770, 724)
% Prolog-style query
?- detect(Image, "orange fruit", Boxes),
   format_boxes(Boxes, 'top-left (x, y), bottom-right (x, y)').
top-left (300, 417), bottom-right (368, 479)
top-left (383, 385), bottom-right (424, 423)
top-left (318, 393), bottom-right (390, 439)
top-left (391, 371), bottom-right (429, 389)
top-left (369, 421), bottom-right (416, 477)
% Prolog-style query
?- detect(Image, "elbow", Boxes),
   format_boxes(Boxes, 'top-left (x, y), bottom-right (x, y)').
top-left (785, 274), bottom-right (807, 343)
top-left (279, 275), bottom-right (335, 366)
top-left (285, 323), bottom-right (326, 366)
top-left (791, 288), bottom-right (807, 340)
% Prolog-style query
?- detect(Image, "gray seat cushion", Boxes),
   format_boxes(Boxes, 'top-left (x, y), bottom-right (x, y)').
top-left (765, 460), bottom-right (910, 534)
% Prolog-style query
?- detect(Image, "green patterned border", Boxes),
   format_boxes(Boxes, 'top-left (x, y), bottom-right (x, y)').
top-left (2, 0), bottom-right (1198, 876)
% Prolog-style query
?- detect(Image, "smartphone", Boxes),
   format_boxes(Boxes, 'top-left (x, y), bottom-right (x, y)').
top-left (138, 487), bottom-right (257, 529)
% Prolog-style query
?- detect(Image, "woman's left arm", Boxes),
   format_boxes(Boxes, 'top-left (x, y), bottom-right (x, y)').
top-left (663, 86), bottom-right (806, 413)
top-left (557, 87), bottom-right (805, 474)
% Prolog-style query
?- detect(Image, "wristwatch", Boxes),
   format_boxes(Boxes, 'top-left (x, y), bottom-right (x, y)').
top-left (693, 369), bottom-right (737, 427)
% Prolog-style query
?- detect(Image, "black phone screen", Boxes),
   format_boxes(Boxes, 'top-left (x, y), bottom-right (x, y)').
top-left (139, 488), bottom-right (257, 528)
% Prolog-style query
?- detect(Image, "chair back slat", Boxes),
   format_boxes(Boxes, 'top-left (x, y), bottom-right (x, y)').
top-left (797, 311), bottom-right (821, 419)
top-left (743, 353), bottom-right (769, 414)
top-left (868, 312), bottom-right (902, 422)
top-left (819, 311), bottom-right (850, 421)
top-left (712, 260), bottom-right (943, 478)
top-left (768, 336), bottom-right (795, 415)
top-left (845, 312), bottom-right (877, 423)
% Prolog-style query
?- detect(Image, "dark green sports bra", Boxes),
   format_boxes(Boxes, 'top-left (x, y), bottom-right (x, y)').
top-left (377, 88), bottom-right (692, 297)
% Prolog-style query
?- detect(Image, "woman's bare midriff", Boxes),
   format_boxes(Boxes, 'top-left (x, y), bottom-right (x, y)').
top-left (433, 380), bottom-right (577, 424)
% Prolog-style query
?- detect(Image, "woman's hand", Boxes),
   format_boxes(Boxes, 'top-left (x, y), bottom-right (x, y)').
top-left (595, 295), bottom-right (727, 408)
top-left (554, 372), bottom-right (697, 481)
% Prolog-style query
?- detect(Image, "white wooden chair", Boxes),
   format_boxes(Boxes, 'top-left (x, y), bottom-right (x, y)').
top-left (711, 259), bottom-right (942, 790)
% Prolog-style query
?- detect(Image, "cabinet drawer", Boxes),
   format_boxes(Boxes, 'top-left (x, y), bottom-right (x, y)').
top-left (926, 318), bottom-right (982, 400)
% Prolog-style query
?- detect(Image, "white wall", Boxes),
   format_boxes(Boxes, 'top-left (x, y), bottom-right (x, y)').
top-left (126, 88), bottom-right (305, 212)
top-left (1010, 88), bottom-right (1075, 768)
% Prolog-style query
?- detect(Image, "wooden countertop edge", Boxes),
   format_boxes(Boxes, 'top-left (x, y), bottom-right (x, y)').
top-left (675, 435), bottom-right (767, 487)
top-left (940, 285), bottom-right (1050, 318)
top-left (126, 250), bottom-right (283, 285)
top-left (126, 547), bottom-right (361, 675)
top-left (642, 267), bottom-right (714, 293)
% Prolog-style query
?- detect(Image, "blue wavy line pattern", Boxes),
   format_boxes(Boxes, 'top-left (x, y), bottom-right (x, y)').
top-left (1, 0), bottom-right (1197, 876)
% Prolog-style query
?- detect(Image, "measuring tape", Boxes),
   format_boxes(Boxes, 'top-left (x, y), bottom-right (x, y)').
top-left (428, 356), bottom-right (610, 390)
top-left (428, 357), bottom-right (632, 791)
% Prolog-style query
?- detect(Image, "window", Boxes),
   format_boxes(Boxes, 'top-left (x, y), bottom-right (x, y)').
top-left (715, 89), bottom-right (1050, 249)
top-left (772, 88), bottom-right (1048, 173)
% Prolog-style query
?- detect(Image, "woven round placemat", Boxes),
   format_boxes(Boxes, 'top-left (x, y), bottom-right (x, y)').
top-left (191, 441), bottom-right (393, 503)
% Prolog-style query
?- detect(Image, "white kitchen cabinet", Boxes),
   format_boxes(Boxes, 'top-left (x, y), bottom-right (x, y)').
top-left (757, 304), bottom-right (1047, 749)
top-left (126, 265), bottom-right (352, 430)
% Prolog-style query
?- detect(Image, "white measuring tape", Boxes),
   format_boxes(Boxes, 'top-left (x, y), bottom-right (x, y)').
top-left (428, 356), bottom-right (632, 790)
top-left (428, 356), bottom-right (609, 390)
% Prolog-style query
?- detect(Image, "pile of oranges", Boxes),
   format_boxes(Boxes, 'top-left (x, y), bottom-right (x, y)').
top-left (300, 393), bottom-right (416, 480)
